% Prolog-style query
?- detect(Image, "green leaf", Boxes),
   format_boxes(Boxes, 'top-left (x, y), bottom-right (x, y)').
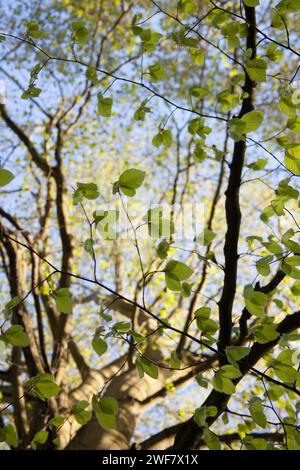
top-left (188, 118), bottom-right (211, 137)
top-left (178, 0), bottom-right (198, 14)
top-left (48, 416), bottom-right (65, 430)
top-left (262, 239), bottom-right (283, 254)
top-left (72, 400), bottom-right (89, 413)
top-left (273, 361), bottom-right (297, 382)
top-left (243, 436), bottom-right (268, 450)
top-left (32, 373), bottom-right (60, 400)
top-left (71, 21), bottom-right (89, 43)
top-left (93, 395), bottom-right (118, 430)
top-left (228, 117), bottom-right (246, 141)
top-left (172, 27), bottom-right (198, 47)
top-left (220, 364), bottom-right (242, 379)
top-left (284, 145), bottom-right (300, 175)
top-left (118, 168), bottom-right (145, 197)
top-left (212, 369), bottom-right (236, 394)
top-left (226, 346), bottom-right (250, 365)
top-left (92, 333), bottom-right (107, 357)
top-left (254, 324), bottom-right (279, 344)
top-left (165, 260), bottom-right (193, 280)
top-left (165, 272), bottom-right (182, 291)
top-left (272, 350), bottom-right (298, 382)
top-left (152, 129), bottom-right (172, 148)
top-left (97, 93), bottom-right (113, 117)
top-left (194, 307), bottom-right (219, 335)
top-left (281, 260), bottom-right (300, 279)
top-left (131, 14), bottom-right (143, 33)
top-left (243, 284), bottom-right (268, 317)
top-left (241, 110), bottom-right (264, 133)
top-left (136, 28), bottom-right (163, 52)
top-left (190, 86), bottom-right (209, 99)
top-left (194, 406), bottom-right (207, 427)
top-left (260, 205), bottom-right (275, 224)
top-left (3, 424), bottom-right (18, 447)
top-left (217, 90), bottom-right (239, 111)
top-left (220, 376), bottom-right (236, 394)
top-left (276, 0), bottom-right (300, 14)
top-left (195, 373), bottom-right (209, 388)
top-left (279, 95), bottom-right (296, 117)
top-left (247, 159), bottom-right (268, 171)
top-left (266, 43), bottom-right (283, 62)
top-left (194, 307), bottom-right (210, 320)
top-left (244, 297), bottom-right (265, 317)
top-left (190, 48), bottom-right (205, 66)
top-left (32, 430), bottom-right (48, 448)
top-left (193, 142), bottom-right (206, 163)
top-left (165, 260), bottom-right (193, 292)
top-left (73, 182), bottom-right (99, 204)
top-left (24, 21), bottom-right (47, 39)
top-left (72, 401), bottom-right (92, 425)
top-left (86, 66), bottom-right (98, 84)
top-left (4, 296), bottom-right (20, 318)
top-left (276, 178), bottom-right (299, 200)
top-left (156, 240), bottom-right (169, 259)
top-left (148, 63), bottom-right (166, 81)
top-left (291, 281), bottom-right (300, 296)
top-left (134, 101), bottom-right (151, 121)
top-left (245, 57), bottom-right (267, 82)
top-left (129, 330), bottom-right (146, 343)
top-left (21, 85), bottom-right (42, 99)
top-left (200, 228), bottom-right (216, 246)
top-left (0, 168), bottom-right (14, 187)
top-left (287, 116), bottom-right (300, 132)
top-left (256, 255), bottom-right (273, 276)
top-left (74, 408), bottom-right (91, 425)
top-left (152, 133), bottom-right (162, 148)
top-left (135, 355), bottom-right (159, 379)
top-left (222, 413), bottom-right (229, 425)
top-left (182, 282), bottom-right (192, 297)
top-left (203, 429), bottom-right (221, 450)
top-left (221, 20), bottom-right (243, 48)
top-left (113, 321), bottom-right (131, 332)
top-left (51, 288), bottom-right (72, 314)
top-left (197, 318), bottom-right (218, 335)
top-left (194, 406), bottom-right (218, 428)
top-left (1, 325), bottom-right (29, 347)
top-left (286, 234), bottom-right (300, 256)
top-left (100, 307), bottom-right (112, 322)
top-left (134, 108), bottom-right (146, 121)
top-left (249, 397), bottom-right (267, 428)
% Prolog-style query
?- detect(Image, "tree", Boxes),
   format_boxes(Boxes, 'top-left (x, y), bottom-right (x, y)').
top-left (0, 0), bottom-right (300, 451)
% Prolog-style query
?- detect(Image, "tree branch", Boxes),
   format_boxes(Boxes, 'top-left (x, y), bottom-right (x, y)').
top-left (0, 104), bottom-right (50, 174)
top-left (217, 2), bottom-right (257, 357)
